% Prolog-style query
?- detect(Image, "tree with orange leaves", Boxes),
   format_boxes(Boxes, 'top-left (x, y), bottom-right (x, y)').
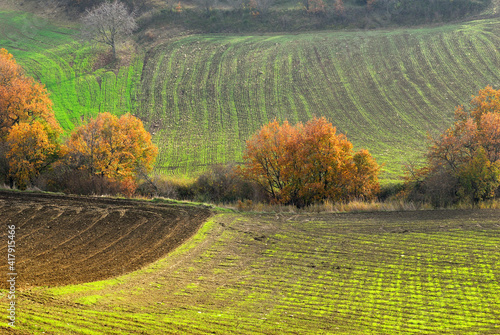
top-left (241, 117), bottom-right (380, 206)
top-left (0, 48), bottom-right (62, 188)
top-left (428, 86), bottom-right (500, 171)
top-left (6, 121), bottom-right (60, 189)
top-left (0, 48), bottom-right (59, 140)
top-left (406, 86), bottom-right (500, 204)
top-left (241, 119), bottom-right (297, 201)
top-left (64, 112), bottom-right (158, 194)
top-left (334, 0), bottom-right (345, 16)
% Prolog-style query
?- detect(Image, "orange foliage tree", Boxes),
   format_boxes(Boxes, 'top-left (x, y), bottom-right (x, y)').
top-left (64, 112), bottom-right (158, 194)
top-left (407, 86), bottom-right (500, 204)
top-left (334, 0), bottom-right (345, 16)
top-left (6, 121), bottom-right (60, 189)
top-left (0, 48), bottom-right (59, 140)
top-left (0, 48), bottom-right (62, 188)
top-left (241, 117), bottom-right (381, 206)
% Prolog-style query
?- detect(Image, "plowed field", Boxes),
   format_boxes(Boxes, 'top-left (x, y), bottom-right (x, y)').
top-left (0, 191), bottom-right (212, 289)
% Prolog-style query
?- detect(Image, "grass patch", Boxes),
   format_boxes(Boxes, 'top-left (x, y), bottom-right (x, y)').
top-left (137, 19), bottom-right (500, 182)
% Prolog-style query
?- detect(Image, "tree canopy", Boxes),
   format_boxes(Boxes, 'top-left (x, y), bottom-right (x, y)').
top-left (0, 48), bottom-right (59, 140)
top-left (406, 86), bottom-right (500, 204)
top-left (241, 117), bottom-right (380, 206)
top-left (65, 112), bottom-right (158, 187)
top-left (7, 121), bottom-right (60, 189)
top-left (1, 48), bottom-right (157, 194)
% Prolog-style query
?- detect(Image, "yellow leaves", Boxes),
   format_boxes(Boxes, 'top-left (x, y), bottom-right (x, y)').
top-left (470, 85), bottom-right (500, 124)
top-left (0, 48), bottom-right (20, 87)
top-left (7, 121), bottom-right (58, 189)
top-left (431, 87), bottom-right (500, 171)
top-left (416, 87), bottom-right (500, 204)
top-left (0, 48), bottom-right (58, 140)
top-left (65, 112), bottom-right (158, 188)
top-left (1, 49), bottom-right (156, 195)
top-left (0, 49), bottom-right (62, 189)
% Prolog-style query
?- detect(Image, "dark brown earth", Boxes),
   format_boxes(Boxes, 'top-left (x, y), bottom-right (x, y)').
top-left (0, 190), bottom-right (212, 289)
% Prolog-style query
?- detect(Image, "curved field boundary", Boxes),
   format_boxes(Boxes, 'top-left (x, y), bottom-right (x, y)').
top-left (0, 191), bottom-right (212, 288)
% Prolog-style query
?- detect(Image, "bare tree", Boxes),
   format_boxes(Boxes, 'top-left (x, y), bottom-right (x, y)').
top-left (81, 1), bottom-right (137, 59)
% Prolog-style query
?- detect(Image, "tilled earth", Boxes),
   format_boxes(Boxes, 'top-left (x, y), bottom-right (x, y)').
top-left (0, 190), bottom-right (212, 289)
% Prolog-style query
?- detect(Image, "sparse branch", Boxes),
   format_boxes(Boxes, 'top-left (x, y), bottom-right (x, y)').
top-left (81, 1), bottom-right (137, 59)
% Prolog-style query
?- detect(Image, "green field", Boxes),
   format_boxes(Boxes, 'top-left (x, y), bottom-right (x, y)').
top-left (1, 11), bottom-right (500, 181)
top-left (0, 11), bottom-right (143, 131)
top-left (138, 22), bottom-right (500, 181)
top-left (4, 208), bottom-right (500, 334)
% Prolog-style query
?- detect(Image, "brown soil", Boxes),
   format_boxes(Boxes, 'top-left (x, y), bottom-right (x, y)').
top-left (0, 190), bottom-right (212, 289)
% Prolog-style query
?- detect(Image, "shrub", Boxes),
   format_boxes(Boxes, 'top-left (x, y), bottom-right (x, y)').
top-left (193, 164), bottom-right (267, 203)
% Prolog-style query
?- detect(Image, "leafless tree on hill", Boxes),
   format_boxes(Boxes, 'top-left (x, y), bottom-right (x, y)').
top-left (81, 0), bottom-right (137, 59)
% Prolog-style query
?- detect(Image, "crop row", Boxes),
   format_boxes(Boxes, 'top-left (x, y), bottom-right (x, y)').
top-left (6, 210), bottom-right (499, 334)
top-left (137, 20), bottom-right (500, 180)
top-left (2, 11), bottom-right (500, 181)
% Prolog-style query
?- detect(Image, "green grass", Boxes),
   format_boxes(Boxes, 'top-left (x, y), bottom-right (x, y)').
top-left (2, 11), bottom-right (500, 183)
top-left (4, 210), bottom-right (500, 334)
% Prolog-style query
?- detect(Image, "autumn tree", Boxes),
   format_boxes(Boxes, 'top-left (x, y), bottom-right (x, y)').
top-left (81, 0), bottom-right (137, 59)
top-left (7, 121), bottom-right (60, 189)
top-left (0, 48), bottom-right (59, 140)
top-left (0, 48), bottom-right (62, 188)
top-left (241, 117), bottom-right (380, 206)
top-left (405, 86), bottom-right (500, 204)
top-left (334, 0), bottom-right (345, 16)
top-left (241, 119), bottom-right (297, 201)
top-left (64, 112), bottom-right (158, 194)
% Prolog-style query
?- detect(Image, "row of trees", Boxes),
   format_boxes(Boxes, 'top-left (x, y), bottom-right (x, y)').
top-left (1, 46), bottom-right (380, 204)
top-left (0, 48), bottom-right (157, 195)
top-left (5, 43), bottom-right (499, 206)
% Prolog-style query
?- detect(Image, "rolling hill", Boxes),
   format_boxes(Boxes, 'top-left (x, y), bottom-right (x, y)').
top-left (1, 10), bottom-right (500, 182)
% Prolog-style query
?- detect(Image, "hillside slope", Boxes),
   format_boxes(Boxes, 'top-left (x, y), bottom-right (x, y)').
top-left (0, 11), bottom-right (142, 130)
top-left (1, 10), bottom-right (500, 181)
top-left (139, 20), bottom-right (500, 180)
